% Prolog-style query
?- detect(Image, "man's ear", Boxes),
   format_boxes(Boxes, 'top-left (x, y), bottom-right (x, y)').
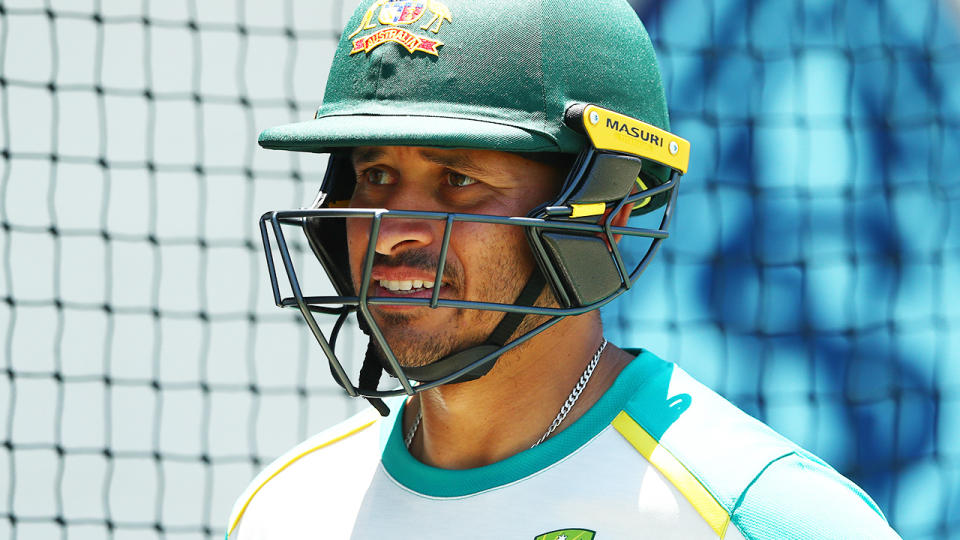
top-left (610, 202), bottom-right (633, 228)
top-left (602, 202), bottom-right (633, 247)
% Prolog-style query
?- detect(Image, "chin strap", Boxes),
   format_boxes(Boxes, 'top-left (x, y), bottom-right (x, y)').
top-left (354, 271), bottom-right (547, 415)
top-left (358, 340), bottom-right (391, 416)
top-left (354, 313), bottom-right (391, 416)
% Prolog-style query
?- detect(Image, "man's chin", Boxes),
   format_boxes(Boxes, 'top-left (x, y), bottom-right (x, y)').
top-left (375, 340), bottom-right (450, 370)
top-left (373, 308), bottom-right (427, 326)
top-left (365, 307), bottom-right (498, 370)
top-left (365, 320), bottom-right (447, 366)
top-left (372, 329), bottom-right (490, 371)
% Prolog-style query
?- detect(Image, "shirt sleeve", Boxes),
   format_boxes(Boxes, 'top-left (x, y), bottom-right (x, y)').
top-left (728, 452), bottom-right (901, 540)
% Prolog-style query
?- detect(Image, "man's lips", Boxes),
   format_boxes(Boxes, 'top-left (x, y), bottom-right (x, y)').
top-left (364, 282), bottom-right (451, 312)
top-left (377, 278), bottom-right (436, 292)
top-left (371, 267), bottom-right (445, 288)
top-left (372, 283), bottom-right (435, 298)
top-left (365, 266), bottom-right (450, 307)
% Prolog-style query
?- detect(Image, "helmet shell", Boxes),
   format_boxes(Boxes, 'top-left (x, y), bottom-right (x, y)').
top-left (259, 0), bottom-right (670, 183)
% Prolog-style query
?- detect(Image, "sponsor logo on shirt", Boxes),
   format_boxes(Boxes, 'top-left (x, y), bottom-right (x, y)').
top-left (534, 529), bottom-right (596, 540)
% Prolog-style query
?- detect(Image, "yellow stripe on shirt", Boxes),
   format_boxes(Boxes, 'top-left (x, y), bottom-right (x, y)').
top-left (612, 411), bottom-right (730, 538)
top-left (227, 418), bottom-right (378, 536)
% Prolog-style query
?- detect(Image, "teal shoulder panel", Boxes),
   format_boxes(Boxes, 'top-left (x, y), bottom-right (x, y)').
top-left (731, 453), bottom-right (900, 539)
top-left (621, 359), bottom-right (798, 513)
top-left (619, 358), bottom-right (892, 537)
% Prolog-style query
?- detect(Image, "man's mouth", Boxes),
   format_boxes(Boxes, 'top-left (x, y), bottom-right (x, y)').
top-left (377, 279), bottom-right (436, 294)
top-left (368, 259), bottom-right (456, 301)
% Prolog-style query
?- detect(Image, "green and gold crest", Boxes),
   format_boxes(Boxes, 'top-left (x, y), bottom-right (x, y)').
top-left (534, 529), bottom-right (596, 540)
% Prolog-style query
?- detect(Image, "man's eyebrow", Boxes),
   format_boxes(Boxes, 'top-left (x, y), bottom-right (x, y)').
top-left (418, 150), bottom-right (490, 175)
top-left (351, 147), bottom-right (386, 166)
top-left (351, 147), bottom-right (493, 176)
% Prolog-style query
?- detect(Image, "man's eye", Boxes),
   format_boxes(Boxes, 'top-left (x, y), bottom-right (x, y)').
top-left (362, 168), bottom-right (394, 185)
top-left (446, 172), bottom-right (478, 187)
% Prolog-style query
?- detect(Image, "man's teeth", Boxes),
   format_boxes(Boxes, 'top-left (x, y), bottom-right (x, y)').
top-left (379, 279), bottom-right (436, 292)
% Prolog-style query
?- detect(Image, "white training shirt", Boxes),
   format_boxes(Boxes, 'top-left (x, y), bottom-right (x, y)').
top-left (227, 351), bottom-right (899, 539)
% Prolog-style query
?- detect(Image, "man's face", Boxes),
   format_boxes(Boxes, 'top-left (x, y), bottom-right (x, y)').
top-left (345, 146), bottom-right (561, 368)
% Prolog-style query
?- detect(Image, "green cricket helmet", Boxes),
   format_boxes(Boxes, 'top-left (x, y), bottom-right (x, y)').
top-left (258, 0), bottom-right (690, 414)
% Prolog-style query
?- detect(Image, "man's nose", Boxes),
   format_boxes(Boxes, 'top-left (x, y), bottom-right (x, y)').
top-left (373, 187), bottom-right (441, 257)
top-left (374, 217), bottom-right (436, 256)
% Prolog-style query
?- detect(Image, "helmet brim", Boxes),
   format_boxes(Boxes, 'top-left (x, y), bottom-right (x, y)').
top-left (258, 114), bottom-right (562, 153)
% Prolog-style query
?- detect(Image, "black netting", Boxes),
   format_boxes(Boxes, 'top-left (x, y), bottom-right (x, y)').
top-left (0, 1), bottom-right (365, 538)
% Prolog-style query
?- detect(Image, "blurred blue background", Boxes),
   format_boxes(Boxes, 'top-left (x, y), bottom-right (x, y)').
top-left (604, 1), bottom-right (960, 538)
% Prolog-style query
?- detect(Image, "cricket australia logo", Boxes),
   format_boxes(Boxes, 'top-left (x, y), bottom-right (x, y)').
top-left (347, 0), bottom-right (451, 56)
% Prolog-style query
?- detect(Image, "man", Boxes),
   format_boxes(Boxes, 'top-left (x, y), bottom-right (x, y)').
top-left (227, 0), bottom-right (900, 538)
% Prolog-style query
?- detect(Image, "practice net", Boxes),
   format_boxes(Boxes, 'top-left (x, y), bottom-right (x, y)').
top-left (1, 0), bottom-right (957, 538)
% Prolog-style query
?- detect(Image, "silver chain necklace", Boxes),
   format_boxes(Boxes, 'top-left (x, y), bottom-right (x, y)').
top-left (403, 405), bottom-right (422, 448)
top-left (404, 338), bottom-right (608, 450)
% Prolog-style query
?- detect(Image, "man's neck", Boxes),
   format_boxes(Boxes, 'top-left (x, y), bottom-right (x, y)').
top-left (404, 313), bottom-right (633, 469)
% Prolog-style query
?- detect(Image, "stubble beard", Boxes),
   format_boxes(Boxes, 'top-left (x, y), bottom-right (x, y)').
top-left (360, 234), bottom-right (537, 370)
top-left (370, 267), bottom-right (525, 369)
top-left (374, 275), bottom-right (561, 370)
top-left (371, 309), bottom-right (484, 368)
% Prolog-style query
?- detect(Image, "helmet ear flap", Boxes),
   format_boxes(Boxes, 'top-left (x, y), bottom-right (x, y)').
top-left (565, 152), bottom-right (642, 205)
top-left (539, 232), bottom-right (625, 307)
top-left (302, 153), bottom-right (356, 296)
top-left (532, 152), bottom-right (643, 308)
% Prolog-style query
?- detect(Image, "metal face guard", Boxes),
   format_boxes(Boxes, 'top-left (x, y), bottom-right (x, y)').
top-left (257, 167), bottom-right (682, 399)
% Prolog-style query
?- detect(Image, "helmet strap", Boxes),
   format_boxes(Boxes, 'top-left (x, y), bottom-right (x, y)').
top-left (354, 310), bottom-right (391, 416)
